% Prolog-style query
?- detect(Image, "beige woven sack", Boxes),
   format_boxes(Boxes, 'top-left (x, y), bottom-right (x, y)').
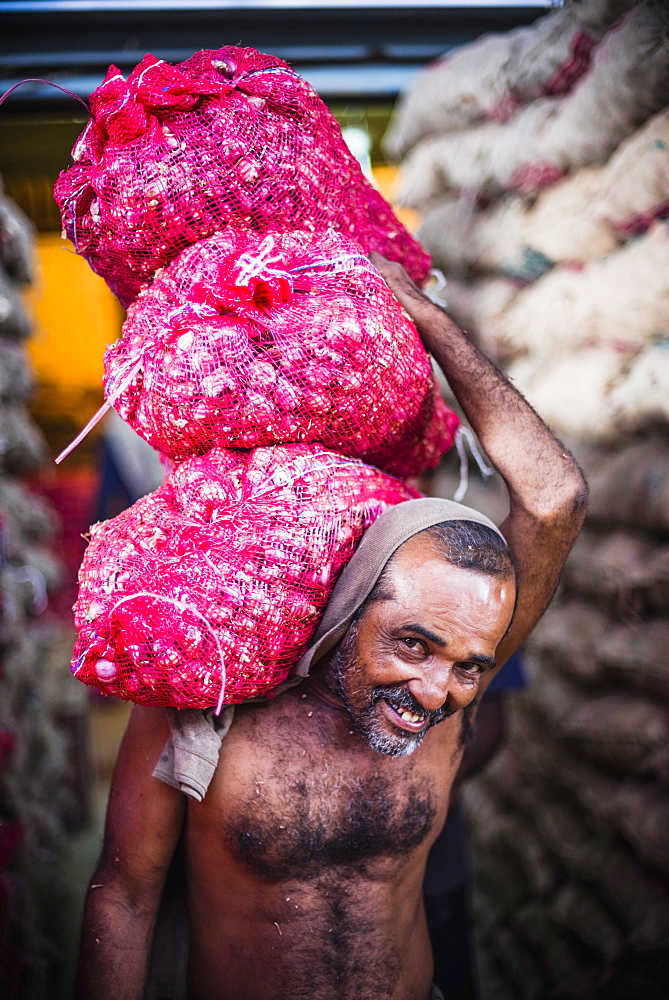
top-left (541, 3), bottom-right (669, 170)
top-left (384, 0), bottom-right (633, 159)
top-left (562, 528), bottom-right (655, 611)
top-left (594, 106), bottom-right (669, 232)
top-left (398, 3), bottom-right (669, 206)
top-left (531, 670), bottom-right (669, 781)
top-left (420, 112), bottom-right (669, 277)
top-left (420, 168), bottom-right (614, 279)
top-left (506, 346), bottom-right (632, 441)
top-left (498, 224), bottom-right (669, 360)
top-left (609, 342), bottom-right (669, 433)
top-left (587, 435), bottom-right (669, 533)
top-left (525, 599), bottom-right (613, 686)
top-left (398, 100), bottom-right (556, 207)
top-left (438, 275), bottom-right (518, 359)
top-left (598, 620), bottom-right (669, 698)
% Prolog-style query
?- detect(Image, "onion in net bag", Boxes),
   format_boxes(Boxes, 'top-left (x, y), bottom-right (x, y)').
top-left (106, 229), bottom-right (458, 477)
top-left (53, 47), bottom-right (430, 306)
top-left (71, 444), bottom-right (418, 709)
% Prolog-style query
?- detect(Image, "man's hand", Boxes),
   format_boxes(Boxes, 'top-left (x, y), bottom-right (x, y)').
top-left (370, 252), bottom-right (434, 330)
top-left (371, 253), bottom-right (588, 676)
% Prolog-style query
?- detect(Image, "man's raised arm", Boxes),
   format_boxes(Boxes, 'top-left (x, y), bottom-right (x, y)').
top-left (372, 255), bottom-right (588, 670)
top-left (77, 706), bottom-right (186, 1000)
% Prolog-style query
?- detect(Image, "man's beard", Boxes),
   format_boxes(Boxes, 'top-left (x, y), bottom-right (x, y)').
top-left (328, 621), bottom-right (453, 757)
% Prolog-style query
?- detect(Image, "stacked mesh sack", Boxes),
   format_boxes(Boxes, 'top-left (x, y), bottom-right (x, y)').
top-left (105, 227), bottom-right (457, 475)
top-left (65, 48), bottom-right (455, 710)
top-left (72, 445), bottom-right (418, 710)
top-left (55, 47), bottom-right (430, 306)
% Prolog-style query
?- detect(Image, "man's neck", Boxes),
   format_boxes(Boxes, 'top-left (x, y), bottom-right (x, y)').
top-left (301, 670), bottom-right (347, 712)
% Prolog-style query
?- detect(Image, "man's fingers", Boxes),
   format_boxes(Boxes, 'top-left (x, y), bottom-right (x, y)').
top-left (369, 252), bottom-right (427, 311)
top-left (369, 252), bottom-right (411, 287)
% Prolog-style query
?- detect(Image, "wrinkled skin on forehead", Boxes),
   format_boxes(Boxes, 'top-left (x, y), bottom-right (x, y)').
top-left (324, 532), bottom-right (516, 757)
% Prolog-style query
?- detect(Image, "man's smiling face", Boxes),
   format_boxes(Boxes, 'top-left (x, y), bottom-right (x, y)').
top-left (327, 532), bottom-right (516, 757)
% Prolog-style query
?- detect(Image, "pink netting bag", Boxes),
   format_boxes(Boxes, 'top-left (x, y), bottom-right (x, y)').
top-left (54, 47), bottom-right (430, 306)
top-left (105, 228), bottom-right (458, 477)
top-left (71, 444), bottom-right (418, 709)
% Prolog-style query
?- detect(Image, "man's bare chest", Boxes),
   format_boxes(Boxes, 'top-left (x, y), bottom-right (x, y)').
top-left (196, 698), bottom-right (458, 883)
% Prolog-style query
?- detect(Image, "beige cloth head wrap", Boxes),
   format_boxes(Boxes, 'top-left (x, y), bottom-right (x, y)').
top-left (154, 497), bottom-right (505, 801)
top-left (296, 496), bottom-right (506, 677)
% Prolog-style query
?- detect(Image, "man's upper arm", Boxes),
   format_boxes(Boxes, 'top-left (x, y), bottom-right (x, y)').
top-left (96, 705), bottom-right (186, 901)
top-left (492, 487), bottom-right (587, 671)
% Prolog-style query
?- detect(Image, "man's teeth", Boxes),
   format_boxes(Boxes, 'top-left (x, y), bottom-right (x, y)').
top-left (398, 709), bottom-right (425, 723)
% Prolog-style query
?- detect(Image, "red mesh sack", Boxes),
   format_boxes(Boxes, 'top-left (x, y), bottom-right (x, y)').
top-left (71, 444), bottom-right (418, 710)
top-left (105, 228), bottom-right (458, 477)
top-left (53, 47), bottom-right (430, 306)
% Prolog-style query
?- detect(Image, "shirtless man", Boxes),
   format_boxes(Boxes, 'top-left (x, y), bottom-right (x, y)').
top-left (77, 258), bottom-right (587, 1000)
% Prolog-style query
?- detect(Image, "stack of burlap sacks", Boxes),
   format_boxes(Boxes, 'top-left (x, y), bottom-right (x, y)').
top-left (0, 187), bottom-right (88, 1000)
top-left (387, 1), bottom-right (669, 996)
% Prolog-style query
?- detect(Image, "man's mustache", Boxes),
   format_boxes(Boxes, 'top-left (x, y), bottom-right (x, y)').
top-left (371, 684), bottom-right (452, 726)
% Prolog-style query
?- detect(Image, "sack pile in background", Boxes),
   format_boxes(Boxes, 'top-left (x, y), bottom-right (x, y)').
top-left (393, 1), bottom-right (669, 205)
top-left (388, 0), bottom-right (669, 447)
top-left (62, 47), bottom-right (456, 710)
top-left (463, 438), bottom-right (669, 1000)
top-left (385, 0), bottom-right (636, 155)
top-left (0, 187), bottom-right (89, 999)
top-left (387, 4), bottom-right (669, 997)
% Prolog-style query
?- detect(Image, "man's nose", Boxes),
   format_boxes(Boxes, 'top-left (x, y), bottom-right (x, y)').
top-left (407, 664), bottom-right (476, 713)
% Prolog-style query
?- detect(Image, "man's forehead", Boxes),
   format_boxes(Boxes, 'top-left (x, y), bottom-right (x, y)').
top-left (370, 544), bottom-right (516, 643)
top-left (393, 530), bottom-right (442, 561)
top-left (385, 535), bottom-right (492, 591)
top-left (383, 531), bottom-right (455, 582)
top-left (379, 534), bottom-right (516, 613)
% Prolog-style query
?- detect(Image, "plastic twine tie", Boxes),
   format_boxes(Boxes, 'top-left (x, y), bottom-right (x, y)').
top-left (291, 253), bottom-right (374, 278)
top-left (234, 244), bottom-right (373, 296)
top-left (55, 354), bottom-right (144, 465)
top-left (243, 66), bottom-right (302, 82)
top-left (424, 268), bottom-right (448, 308)
top-left (235, 235), bottom-right (290, 285)
top-left (454, 426), bottom-right (494, 503)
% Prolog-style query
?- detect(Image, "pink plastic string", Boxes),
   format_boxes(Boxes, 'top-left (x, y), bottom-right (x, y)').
top-left (236, 238), bottom-right (374, 286)
top-left (104, 590), bottom-right (228, 714)
top-left (0, 78), bottom-right (90, 112)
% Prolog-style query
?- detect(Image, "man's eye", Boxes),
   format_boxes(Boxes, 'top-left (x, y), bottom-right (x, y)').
top-left (458, 662), bottom-right (483, 676)
top-left (400, 637), bottom-right (426, 653)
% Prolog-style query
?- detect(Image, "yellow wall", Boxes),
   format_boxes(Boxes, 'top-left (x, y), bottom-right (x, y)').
top-left (25, 234), bottom-right (123, 398)
top-left (372, 165), bottom-right (422, 235)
